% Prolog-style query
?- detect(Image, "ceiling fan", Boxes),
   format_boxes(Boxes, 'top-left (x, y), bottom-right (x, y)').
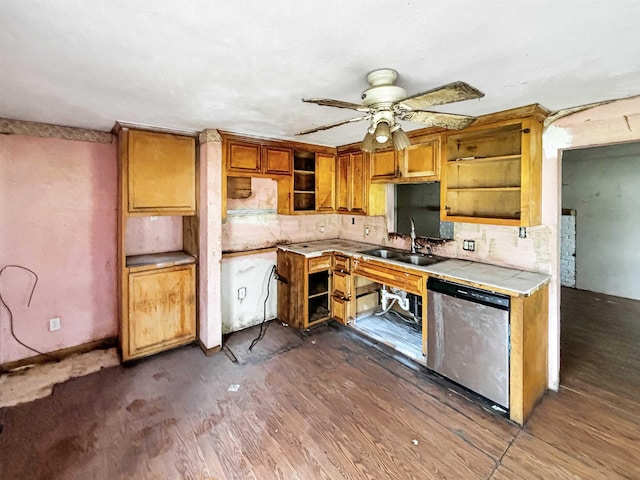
top-left (296, 68), bottom-right (484, 152)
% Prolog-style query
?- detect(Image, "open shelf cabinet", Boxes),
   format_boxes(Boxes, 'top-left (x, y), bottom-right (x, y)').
top-left (441, 117), bottom-right (543, 226)
top-left (293, 150), bottom-right (316, 211)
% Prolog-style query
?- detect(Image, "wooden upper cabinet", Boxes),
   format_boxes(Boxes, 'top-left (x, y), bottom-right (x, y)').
top-left (316, 153), bottom-right (336, 212)
top-left (370, 134), bottom-right (441, 183)
top-left (126, 129), bottom-right (196, 215)
top-left (441, 115), bottom-right (544, 226)
top-left (225, 138), bottom-right (292, 176)
top-left (336, 151), bottom-right (368, 214)
top-left (371, 149), bottom-right (397, 181)
top-left (263, 146), bottom-right (293, 175)
top-left (227, 141), bottom-right (261, 173)
top-left (350, 152), bottom-right (367, 214)
top-left (336, 153), bottom-right (350, 213)
top-left (402, 136), bottom-right (439, 179)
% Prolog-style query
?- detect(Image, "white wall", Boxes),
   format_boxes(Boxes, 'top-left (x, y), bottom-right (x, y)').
top-left (562, 143), bottom-right (640, 299)
top-left (560, 214), bottom-right (576, 287)
top-left (221, 252), bottom-right (277, 335)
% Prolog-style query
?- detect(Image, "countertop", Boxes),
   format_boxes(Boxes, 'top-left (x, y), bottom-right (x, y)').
top-left (278, 239), bottom-right (550, 296)
top-left (126, 251), bottom-right (196, 269)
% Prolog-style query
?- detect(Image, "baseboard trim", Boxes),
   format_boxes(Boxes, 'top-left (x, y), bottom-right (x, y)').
top-left (198, 339), bottom-right (221, 357)
top-left (0, 337), bottom-right (118, 373)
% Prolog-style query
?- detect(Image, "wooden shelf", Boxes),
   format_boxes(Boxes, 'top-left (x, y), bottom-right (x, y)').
top-left (308, 290), bottom-right (329, 299)
top-left (447, 186), bottom-right (521, 192)
top-left (294, 190), bottom-right (315, 194)
top-left (447, 154), bottom-right (521, 164)
top-left (294, 169), bottom-right (315, 174)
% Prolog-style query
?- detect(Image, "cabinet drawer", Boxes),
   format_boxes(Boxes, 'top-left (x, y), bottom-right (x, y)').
top-left (334, 254), bottom-right (350, 273)
top-left (308, 255), bottom-right (332, 273)
top-left (352, 259), bottom-right (424, 295)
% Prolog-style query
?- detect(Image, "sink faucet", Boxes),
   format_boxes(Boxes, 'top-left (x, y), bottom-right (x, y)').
top-left (410, 217), bottom-right (432, 255)
top-left (410, 218), bottom-right (417, 253)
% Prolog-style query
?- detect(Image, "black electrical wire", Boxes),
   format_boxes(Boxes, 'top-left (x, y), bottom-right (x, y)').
top-left (0, 264), bottom-right (57, 360)
top-left (248, 265), bottom-right (277, 352)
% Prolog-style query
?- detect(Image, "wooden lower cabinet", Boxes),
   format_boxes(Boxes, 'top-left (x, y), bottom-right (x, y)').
top-left (509, 284), bottom-right (549, 424)
top-left (276, 247), bottom-right (548, 424)
top-left (123, 263), bottom-right (196, 361)
top-left (331, 254), bottom-right (352, 325)
top-left (277, 250), bottom-right (332, 329)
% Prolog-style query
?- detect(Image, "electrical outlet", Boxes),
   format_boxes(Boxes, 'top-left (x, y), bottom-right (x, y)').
top-left (237, 287), bottom-right (246, 300)
top-left (463, 240), bottom-right (475, 251)
top-left (319, 225), bottom-right (325, 233)
top-left (365, 227), bottom-right (370, 235)
top-left (49, 317), bottom-right (60, 331)
top-left (519, 227), bottom-right (527, 239)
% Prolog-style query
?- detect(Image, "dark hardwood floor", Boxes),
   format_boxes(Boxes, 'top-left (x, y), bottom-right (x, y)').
top-left (1, 288), bottom-right (639, 479)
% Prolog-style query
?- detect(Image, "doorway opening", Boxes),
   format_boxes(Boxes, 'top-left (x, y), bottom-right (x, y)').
top-left (560, 141), bottom-right (640, 407)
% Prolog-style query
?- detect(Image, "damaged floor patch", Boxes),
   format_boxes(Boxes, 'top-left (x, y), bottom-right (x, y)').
top-left (0, 348), bottom-right (119, 408)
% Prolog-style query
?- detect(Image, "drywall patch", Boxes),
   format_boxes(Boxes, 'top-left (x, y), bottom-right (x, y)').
top-left (0, 348), bottom-right (119, 408)
top-left (543, 124), bottom-right (574, 160)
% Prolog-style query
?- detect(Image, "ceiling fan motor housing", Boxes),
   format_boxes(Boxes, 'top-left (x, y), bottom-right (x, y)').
top-left (361, 68), bottom-right (407, 107)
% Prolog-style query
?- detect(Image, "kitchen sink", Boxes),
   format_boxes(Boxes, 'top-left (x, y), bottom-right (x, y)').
top-left (359, 248), bottom-right (404, 259)
top-left (397, 254), bottom-right (445, 266)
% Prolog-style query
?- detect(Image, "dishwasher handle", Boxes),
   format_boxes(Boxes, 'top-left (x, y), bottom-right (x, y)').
top-left (427, 277), bottom-right (510, 310)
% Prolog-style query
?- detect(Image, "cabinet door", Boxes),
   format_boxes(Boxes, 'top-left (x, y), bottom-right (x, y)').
top-left (263, 146), bottom-right (292, 175)
top-left (227, 141), bottom-right (261, 173)
top-left (371, 149), bottom-right (397, 181)
top-left (402, 139), bottom-right (439, 179)
top-left (331, 296), bottom-right (348, 325)
top-left (336, 153), bottom-right (350, 213)
top-left (316, 153), bottom-right (336, 212)
top-left (333, 270), bottom-right (351, 299)
top-left (127, 130), bottom-right (196, 214)
top-left (350, 152), bottom-right (367, 214)
top-left (128, 264), bottom-right (196, 358)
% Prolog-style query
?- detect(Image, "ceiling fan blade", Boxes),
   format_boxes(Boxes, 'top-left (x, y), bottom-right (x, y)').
top-left (296, 115), bottom-right (370, 135)
top-left (302, 98), bottom-right (368, 111)
top-left (399, 81), bottom-right (484, 109)
top-left (399, 111), bottom-right (477, 130)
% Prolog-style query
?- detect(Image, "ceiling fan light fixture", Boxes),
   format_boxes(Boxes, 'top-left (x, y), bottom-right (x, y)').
top-left (361, 131), bottom-right (375, 152)
top-left (391, 125), bottom-right (411, 150)
top-left (374, 120), bottom-right (390, 143)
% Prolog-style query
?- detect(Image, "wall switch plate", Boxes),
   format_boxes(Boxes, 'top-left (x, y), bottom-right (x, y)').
top-left (519, 227), bottom-right (527, 239)
top-left (49, 317), bottom-right (60, 331)
top-left (237, 287), bottom-right (246, 300)
top-left (319, 225), bottom-right (325, 233)
top-left (463, 240), bottom-right (475, 251)
top-left (365, 227), bottom-right (370, 235)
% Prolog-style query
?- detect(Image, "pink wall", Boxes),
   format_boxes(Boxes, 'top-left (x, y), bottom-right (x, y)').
top-left (0, 134), bottom-right (117, 364)
top-left (199, 136), bottom-right (223, 350)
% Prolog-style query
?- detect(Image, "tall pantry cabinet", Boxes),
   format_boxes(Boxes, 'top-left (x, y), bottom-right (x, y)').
top-left (117, 128), bottom-right (197, 361)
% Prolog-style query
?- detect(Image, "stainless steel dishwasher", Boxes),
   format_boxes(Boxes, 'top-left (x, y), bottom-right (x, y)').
top-left (427, 278), bottom-right (510, 409)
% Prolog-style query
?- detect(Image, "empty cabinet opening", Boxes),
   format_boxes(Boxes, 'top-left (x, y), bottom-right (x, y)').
top-left (352, 275), bottom-right (425, 364)
top-left (308, 270), bottom-right (330, 324)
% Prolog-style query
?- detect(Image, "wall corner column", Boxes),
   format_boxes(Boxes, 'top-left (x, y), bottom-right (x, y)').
top-left (198, 129), bottom-right (223, 351)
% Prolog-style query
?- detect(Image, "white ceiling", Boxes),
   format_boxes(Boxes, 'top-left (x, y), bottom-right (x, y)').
top-left (2, 0), bottom-right (640, 146)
